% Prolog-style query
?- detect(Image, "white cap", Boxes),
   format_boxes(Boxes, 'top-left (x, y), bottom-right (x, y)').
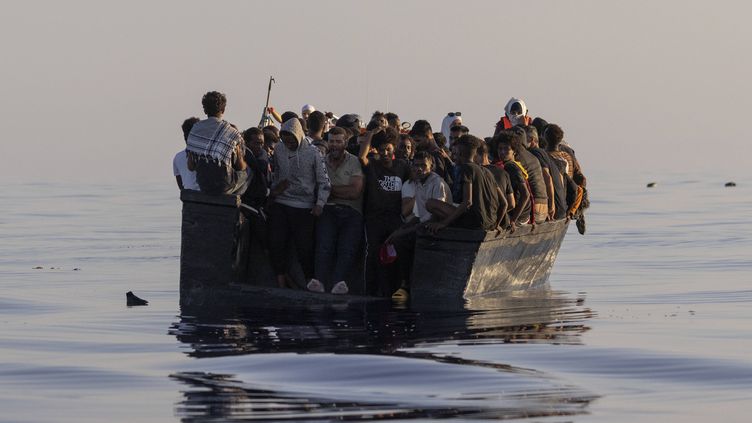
top-left (302, 104), bottom-right (316, 113)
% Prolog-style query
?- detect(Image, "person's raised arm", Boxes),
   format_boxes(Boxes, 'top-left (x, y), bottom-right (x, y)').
top-left (232, 143), bottom-right (247, 171)
top-left (358, 127), bottom-right (381, 166)
top-left (267, 106), bottom-right (283, 124)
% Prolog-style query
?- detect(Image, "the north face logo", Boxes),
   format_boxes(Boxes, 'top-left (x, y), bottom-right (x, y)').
top-left (378, 176), bottom-right (402, 192)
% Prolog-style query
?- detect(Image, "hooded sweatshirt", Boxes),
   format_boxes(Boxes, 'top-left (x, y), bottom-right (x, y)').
top-left (271, 118), bottom-right (331, 209)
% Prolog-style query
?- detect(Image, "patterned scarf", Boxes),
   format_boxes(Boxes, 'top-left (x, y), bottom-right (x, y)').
top-left (186, 118), bottom-right (242, 166)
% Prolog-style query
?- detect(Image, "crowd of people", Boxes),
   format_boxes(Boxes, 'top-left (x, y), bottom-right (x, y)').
top-left (174, 91), bottom-right (588, 300)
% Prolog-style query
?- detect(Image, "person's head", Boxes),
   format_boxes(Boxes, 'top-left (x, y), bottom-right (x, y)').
top-left (301, 104), bottom-right (316, 120)
top-left (327, 126), bottom-right (347, 160)
top-left (511, 126), bottom-right (529, 148)
top-left (505, 97), bottom-right (528, 126)
top-left (373, 127), bottom-right (399, 166)
top-left (281, 111), bottom-right (299, 124)
top-left (494, 130), bottom-right (523, 162)
top-left (409, 120), bottom-right (434, 149)
top-left (524, 126), bottom-right (539, 148)
top-left (242, 127), bottom-right (265, 156)
top-left (433, 132), bottom-right (447, 149)
top-left (396, 134), bottom-right (414, 161)
top-left (475, 139), bottom-right (491, 165)
top-left (263, 131), bottom-right (279, 156)
top-left (454, 134), bottom-right (481, 163)
top-left (307, 110), bottom-right (326, 136)
top-left (336, 114), bottom-right (362, 137)
top-left (181, 117), bottom-right (200, 142)
top-left (411, 151), bottom-right (434, 181)
top-left (263, 125), bottom-right (279, 138)
top-left (532, 117), bottom-right (548, 137)
top-left (385, 112), bottom-right (400, 131)
top-left (279, 118), bottom-right (304, 151)
top-left (449, 124), bottom-right (469, 145)
top-left (543, 124), bottom-right (564, 151)
top-left (370, 111), bottom-right (388, 128)
top-left (202, 91), bottom-right (226, 118)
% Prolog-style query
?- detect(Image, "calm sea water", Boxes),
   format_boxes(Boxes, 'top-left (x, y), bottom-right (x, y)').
top-left (1, 173), bottom-right (751, 422)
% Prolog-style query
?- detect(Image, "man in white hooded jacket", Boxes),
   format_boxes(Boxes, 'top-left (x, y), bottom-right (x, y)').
top-left (268, 118), bottom-right (331, 289)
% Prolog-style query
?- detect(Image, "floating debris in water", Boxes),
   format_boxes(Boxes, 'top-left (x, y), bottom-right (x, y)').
top-left (646, 182), bottom-right (656, 188)
top-left (33, 266), bottom-right (43, 269)
top-left (73, 268), bottom-right (81, 271)
top-left (725, 181), bottom-right (736, 187)
top-left (126, 291), bottom-right (149, 306)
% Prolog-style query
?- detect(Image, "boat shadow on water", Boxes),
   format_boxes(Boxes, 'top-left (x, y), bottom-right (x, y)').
top-left (168, 289), bottom-right (598, 421)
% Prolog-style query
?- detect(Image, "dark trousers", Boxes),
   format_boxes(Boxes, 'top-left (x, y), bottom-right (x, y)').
top-left (268, 203), bottom-right (315, 280)
top-left (315, 205), bottom-right (363, 289)
top-left (365, 214), bottom-right (403, 296)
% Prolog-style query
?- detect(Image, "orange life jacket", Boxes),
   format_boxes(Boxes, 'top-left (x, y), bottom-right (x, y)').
top-left (501, 115), bottom-right (532, 129)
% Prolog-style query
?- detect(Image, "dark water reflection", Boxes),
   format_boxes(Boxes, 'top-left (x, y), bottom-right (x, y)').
top-left (169, 289), bottom-right (596, 421)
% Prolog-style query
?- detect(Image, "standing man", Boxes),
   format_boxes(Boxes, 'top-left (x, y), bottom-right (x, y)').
top-left (268, 118), bottom-right (331, 289)
top-left (311, 127), bottom-right (364, 295)
top-left (174, 117), bottom-right (200, 191)
top-left (186, 91), bottom-right (248, 195)
top-left (409, 120), bottom-right (451, 183)
top-left (359, 126), bottom-right (410, 297)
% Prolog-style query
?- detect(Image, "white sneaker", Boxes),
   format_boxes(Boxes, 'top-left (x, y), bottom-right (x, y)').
top-left (306, 279), bottom-right (324, 293)
top-left (331, 281), bottom-right (349, 295)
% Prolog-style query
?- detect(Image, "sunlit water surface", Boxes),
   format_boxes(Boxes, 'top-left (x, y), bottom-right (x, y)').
top-left (1, 173), bottom-right (751, 422)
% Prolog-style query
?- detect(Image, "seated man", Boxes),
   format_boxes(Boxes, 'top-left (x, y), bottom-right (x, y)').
top-left (425, 135), bottom-right (505, 234)
top-left (311, 127), bottom-right (364, 295)
top-left (494, 131), bottom-right (532, 228)
top-left (186, 91), bottom-right (248, 195)
top-left (173, 117), bottom-right (200, 191)
top-left (387, 152), bottom-right (452, 299)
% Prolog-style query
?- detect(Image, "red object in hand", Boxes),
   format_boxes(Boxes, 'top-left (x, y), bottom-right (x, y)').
top-left (379, 243), bottom-right (397, 265)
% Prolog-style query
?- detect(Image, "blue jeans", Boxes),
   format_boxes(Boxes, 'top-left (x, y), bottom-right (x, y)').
top-left (315, 205), bottom-right (363, 288)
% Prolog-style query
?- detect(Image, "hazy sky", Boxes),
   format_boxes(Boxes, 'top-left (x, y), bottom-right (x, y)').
top-left (1, 0), bottom-right (750, 183)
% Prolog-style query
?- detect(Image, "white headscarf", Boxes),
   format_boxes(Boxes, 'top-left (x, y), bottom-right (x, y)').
top-left (504, 98), bottom-right (528, 126)
top-left (301, 104), bottom-right (316, 114)
top-left (440, 114), bottom-right (462, 148)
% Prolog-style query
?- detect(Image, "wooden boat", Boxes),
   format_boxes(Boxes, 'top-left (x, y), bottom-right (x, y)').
top-left (179, 191), bottom-right (568, 306)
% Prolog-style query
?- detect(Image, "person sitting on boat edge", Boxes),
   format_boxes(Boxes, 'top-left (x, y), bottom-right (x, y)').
top-left (173, 117), bottom-right (200, 191)
top-left (268, 118), bottom-right (331, 290)
top-left (387, 151), bottom-right (452, 299)
top-left (525, 126), bottom-right (567, 221)
top-left (509, 126), bottom-right (548, 223)
top-left (186, 91), bottom-right (249, 195)
top-left (309, 127), bottom-right (364, 295)
top-left (474, 140), bottom-right (513, 229)
top-left (359, 125), bottom-right (411, 297)
top-left (425, 135), bottom-right (505, 234)
top-left (494, 131), bottom-right (532, 228)
top-left (543, 124), bottom-right (589, 234)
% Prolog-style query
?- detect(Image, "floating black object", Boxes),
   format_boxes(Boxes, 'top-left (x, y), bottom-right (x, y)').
top-left (646, 182), bottom-right (656, 188)
top-left (725, 182), bottom-right (737, 187)
top-left (126, 291), bottom-right (148, 306)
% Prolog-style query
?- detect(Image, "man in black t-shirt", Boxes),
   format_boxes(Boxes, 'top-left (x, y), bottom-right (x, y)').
top-left (525, 126), bottom-right (567, 220)
top-left (494, 131), bottom-right (532, 228)
top-left (359, 126), bottom-right (410, 297)
top-left (425, 135), bottom-right (505, 233)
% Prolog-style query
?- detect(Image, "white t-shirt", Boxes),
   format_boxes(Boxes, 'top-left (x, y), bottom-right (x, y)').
top-left (173, 149), bottom-right (199, 190)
